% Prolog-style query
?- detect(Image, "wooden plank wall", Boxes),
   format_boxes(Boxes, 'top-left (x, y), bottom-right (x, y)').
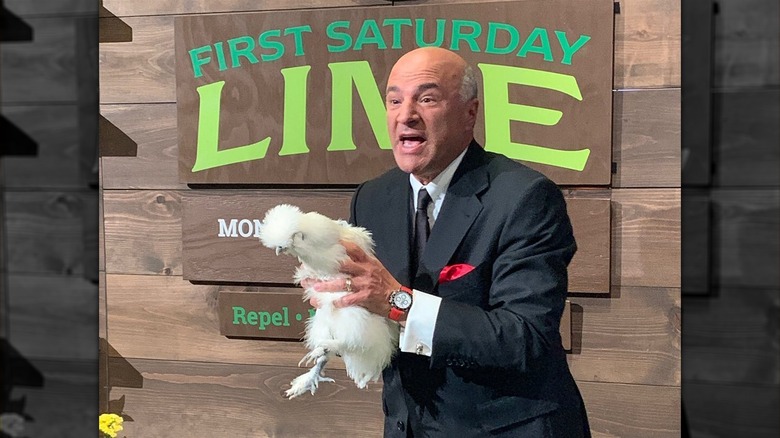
top-left (682, 0), bottom-right (780, 435)
top-left (98, 0), bottom-right (681, 436)
top-left (1, 1), bottom-right (98, 436)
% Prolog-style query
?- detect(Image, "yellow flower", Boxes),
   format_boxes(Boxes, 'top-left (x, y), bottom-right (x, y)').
top-left (99, 413), bottom-right (124, 438)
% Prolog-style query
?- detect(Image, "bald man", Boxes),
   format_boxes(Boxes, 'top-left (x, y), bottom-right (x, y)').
top-left (313, 47), bottom-right (591, 437)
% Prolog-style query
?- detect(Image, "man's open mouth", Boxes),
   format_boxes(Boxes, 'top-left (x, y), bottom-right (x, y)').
top-left (399, 135), bottom-right (427, 149)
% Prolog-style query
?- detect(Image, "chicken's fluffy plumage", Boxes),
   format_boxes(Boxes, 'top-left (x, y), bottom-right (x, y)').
top-left (259, 204), bottom-right (399, 398)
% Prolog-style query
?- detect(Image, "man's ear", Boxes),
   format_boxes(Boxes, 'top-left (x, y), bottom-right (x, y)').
top-left (466, 99), bottom-right (479, 127)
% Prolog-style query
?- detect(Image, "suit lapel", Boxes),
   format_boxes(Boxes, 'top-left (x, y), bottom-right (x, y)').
top-left (415, 143), bottom-right (489, 292)
top-left (374, 173), bottom-right (414, 286)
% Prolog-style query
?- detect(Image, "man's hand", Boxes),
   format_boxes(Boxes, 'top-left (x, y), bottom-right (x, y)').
top-left (302, 240), bottom-right (402, 317)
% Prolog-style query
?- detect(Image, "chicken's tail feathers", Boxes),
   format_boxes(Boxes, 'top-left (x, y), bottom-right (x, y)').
top-left (337, 221), bottom-right (376, 255)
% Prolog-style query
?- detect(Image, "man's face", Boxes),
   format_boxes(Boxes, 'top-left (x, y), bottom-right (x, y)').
top-left (385, 49), bottom-right (478, 184)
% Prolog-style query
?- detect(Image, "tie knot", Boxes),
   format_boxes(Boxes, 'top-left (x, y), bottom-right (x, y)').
top-left (417, 188), bottom-right (432, 211)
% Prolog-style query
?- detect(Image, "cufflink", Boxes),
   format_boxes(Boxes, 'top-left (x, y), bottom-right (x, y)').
top-left (415, 343), bottom-right (424, 355)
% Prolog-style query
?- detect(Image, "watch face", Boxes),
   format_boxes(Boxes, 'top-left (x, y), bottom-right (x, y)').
top-left (393, 291), bottom-right (412, 309)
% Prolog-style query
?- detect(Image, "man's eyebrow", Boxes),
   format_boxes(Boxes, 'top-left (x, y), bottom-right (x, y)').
top-left (385, 83), bottom-right (440, 95)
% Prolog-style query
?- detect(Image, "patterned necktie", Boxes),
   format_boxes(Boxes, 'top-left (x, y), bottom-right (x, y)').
top-left (412, 187), bottom-right (432, 277)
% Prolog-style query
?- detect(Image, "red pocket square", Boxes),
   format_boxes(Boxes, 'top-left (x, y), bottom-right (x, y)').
top-left (439, 263), bottom-right (475, 283)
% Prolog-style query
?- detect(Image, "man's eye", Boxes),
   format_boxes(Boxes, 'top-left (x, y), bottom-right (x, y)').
top-left (420, 96), bottom-right (434, 103)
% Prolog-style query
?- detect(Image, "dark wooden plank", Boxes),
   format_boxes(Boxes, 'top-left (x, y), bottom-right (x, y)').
top-left (685, 382), bottom-right (779, 437)
top-left (712, 189), bottom-right (780, 289)
top-left (100, 0), bottom-right (387, 17)
top-left (568, 286), bottom-right (680, 386)
top-left (6, 273), bottom-right (97, 361)
top-left (99, 0), bottom-right (677, 105)
top-left (612, 88), bottom-right (680, 188)
top-left (107, 358), bottom-right (384, 437)
top-left (102, 190), bottom-right (183, 276)
top-left (713, 0), bottom-right (780, 88)
top-left (611, 189), bottom-right (680, 288)
top-left (173, 2), bottom-right (613, 186)
top-left (7, 358), bottom-right (97, 438)
top-left (0, 17), bottom-right (79, 103)
top-left (177, 190), bottom-right (609, 293)
top-left (713, 89), bottom-right (780, 187)
top-left (579, 381), bottom-right (680, 437)
top-left (0, 105), bottom-right (83, 188)
top-left (4, 190), bottom-right (94, 275)
top-left (684, 287), bottom-right (779, 385)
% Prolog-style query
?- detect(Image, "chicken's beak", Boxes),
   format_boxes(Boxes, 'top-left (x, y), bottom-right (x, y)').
top-left (275, 246), bottom-right (284, 256)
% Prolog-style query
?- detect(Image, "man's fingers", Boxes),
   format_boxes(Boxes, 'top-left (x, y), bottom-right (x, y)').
top-left (312, 278), bottom-right (346, 293)
top-left (341, 240), bottom-right (368, 262)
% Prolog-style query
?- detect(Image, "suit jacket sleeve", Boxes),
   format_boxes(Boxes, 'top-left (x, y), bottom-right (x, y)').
top-left (430, 177), bottom-right (576, 373)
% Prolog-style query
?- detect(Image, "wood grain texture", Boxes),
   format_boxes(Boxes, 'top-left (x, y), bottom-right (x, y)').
top-left (3, 190), bottom-right (94, 275)
top-left (7, 358), bottom-right (97, 438)
top-left (100, 272), bottom-right (107, 338)
top-left (106, 274), bottom-right (313, 366)
top-left (0, 17), bottom-right (79, 103)
top-left (612, 88), bottom-right (680, 188)
top-left (105, 188), bottom-right (674, 286)
top-left (105, 358), bottom-right (682, 437)
top-left (100, 104), bottom-right (184, 189)
top-left (0, 105), bottom-right (83, 188)
top-left (685, 382), bottom-right (779, 437)
top-left (568, 286), bottom-right (680, 386)
top-left (102, 190), bottom-right (183, 276)
top-left (100, 0), bottom-right (388, 17)
top-left (107, 358), bottom-right (384, 437)
top-left (106, 274), bottom-right (673, 387)
top-left (99, 0), bottom-right (678, 104)
top-left (610, 188), bottom-right (680, 288)
top-left (613, 0), bottom-right (680, 88)
top-left (713, 0), bottom-right (780, 88)
top-left (713, 89), bottom-right (780, 187)
top-left (712, 189), bottom-right (780, 289)
top-left (6, 273), bottom-right (97, 361)
top-left (684, 287), bottom-right (779, 386)
top-left (99, 187), bottom-right (105, 272)
top-left (580, 381), bottom-right (680, 437)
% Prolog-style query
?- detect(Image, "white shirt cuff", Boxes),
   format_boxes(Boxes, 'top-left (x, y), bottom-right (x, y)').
top-left (398, 289), bottom-right (442, 356)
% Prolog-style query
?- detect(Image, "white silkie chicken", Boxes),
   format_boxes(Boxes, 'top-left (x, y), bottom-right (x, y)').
top-left (258, 204), bottom-right (400, 399)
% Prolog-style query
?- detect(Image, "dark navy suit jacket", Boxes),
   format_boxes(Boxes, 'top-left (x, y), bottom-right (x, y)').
top-left (350, 143), bottom-right (591, 437)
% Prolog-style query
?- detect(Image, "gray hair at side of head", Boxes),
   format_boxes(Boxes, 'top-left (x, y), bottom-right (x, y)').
top-left (459, 65), bottom-right (478, 102)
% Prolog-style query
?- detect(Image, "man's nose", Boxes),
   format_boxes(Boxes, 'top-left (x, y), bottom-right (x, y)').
top-left (397, 101), bottom-right (419, 126)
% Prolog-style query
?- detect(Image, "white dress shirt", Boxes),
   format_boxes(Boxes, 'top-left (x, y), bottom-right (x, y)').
top-left (398, 147), bottom-right (468, 357)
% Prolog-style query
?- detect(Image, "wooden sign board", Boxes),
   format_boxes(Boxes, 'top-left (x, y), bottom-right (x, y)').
top-left (175, 0), bottom-right (614, 185)
top-left (182, 191), bottom-right (610, 293)
top-left (217, 290), bottom-right (572, 347)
